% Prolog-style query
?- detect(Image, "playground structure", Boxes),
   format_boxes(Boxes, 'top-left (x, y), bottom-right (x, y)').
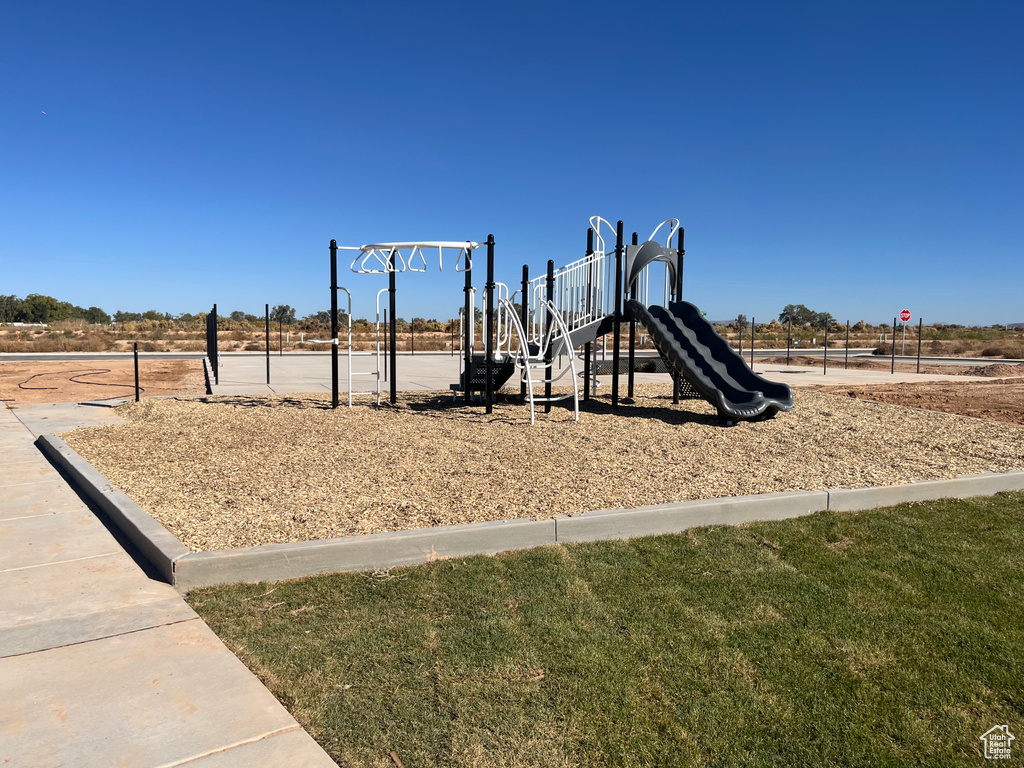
top-left (320, 217), bottom-right (794, 425)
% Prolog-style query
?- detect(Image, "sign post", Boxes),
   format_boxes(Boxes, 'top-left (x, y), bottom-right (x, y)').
top-left (899, 309), bottom-right (911, 355)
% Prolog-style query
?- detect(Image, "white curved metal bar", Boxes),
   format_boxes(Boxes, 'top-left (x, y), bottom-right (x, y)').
top-left (647, 218), bottom-right (680, 248)
top-left (500, 298), bottom-right (537, 425)
top-left (589, 216), bottom-right (617, 257)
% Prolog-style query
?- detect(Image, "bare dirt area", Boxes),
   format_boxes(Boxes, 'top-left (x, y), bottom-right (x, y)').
top-left (0, 360), bottom-right (205, 404)
top-left (761, 355), bottom-right (981, 375)
top-left (813, 376), bottom-right (1024, 427)
top-left (61, 384), bottom-right (1024, 552)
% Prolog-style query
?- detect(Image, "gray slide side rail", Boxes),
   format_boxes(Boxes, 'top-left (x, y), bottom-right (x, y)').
top-left (625, 299), bottom-right (794, 420)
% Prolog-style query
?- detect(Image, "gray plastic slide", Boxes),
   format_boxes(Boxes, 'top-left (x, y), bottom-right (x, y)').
top-left (625, 299), bottom-right (794, 421)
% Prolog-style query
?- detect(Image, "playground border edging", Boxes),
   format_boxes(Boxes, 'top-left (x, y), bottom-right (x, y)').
top-left (36, 435), bottom-right (1024, 592)
top-left (36, 435), bottom-right (190, 583)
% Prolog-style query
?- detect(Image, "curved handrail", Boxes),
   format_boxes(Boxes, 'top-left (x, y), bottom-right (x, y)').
top-left (589, 216), bottom-right (617, 256)
top-left (647, 218), bottom-right (680, 248)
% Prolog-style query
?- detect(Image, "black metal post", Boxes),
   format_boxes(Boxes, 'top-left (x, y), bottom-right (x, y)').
top-left (738, 322), bottom-right (743, 358)
top-left (917, 318), bottom-right (923, 373)
top-left (210, 304), bottom-right (218, 385)
top-left (389, 252), bottom-right (397, 404)
top-left (675, 228), bottom-right (685, 301)
top-left (891, 318), bottom-right (897, 374)
top-left (133, 342), bottom-right (140, 402)
top-left (463, 256), bottom-right (472, 406)
top-left (411, 319), bottom-right (415, 355)
top-left (611, 220), bottom-right (623, 409)
top-left (544, 259), bottom-right (554, 413)
top-left (583, 227), bottom-right (594, 402)
top-left (330, 241), bottom-right (339, 408)
top-left (451, 319), bottom-right (454, 357)
top-left (845, 321), bottom-right (850, 370)
top-left (521, 264), bottom-right (529, 403)
top-left (383, 309), bottom-right (388, 382)
top-left (823, 320), bottom-right (828, 375)
top-left (627, 232), bottom-right (638, 400)
top-left (787, 319), bottom-right (791, 365)
top-left (485, 234), bottom-right (495, 415)
top-left (673, 228), bottom-right (684, 404)
top-left (265, 304), bottom-right (271, 386)
top-left (279, 320), bottom-right (282, 357)
top-left (750, 317), bottom-right (755, 368)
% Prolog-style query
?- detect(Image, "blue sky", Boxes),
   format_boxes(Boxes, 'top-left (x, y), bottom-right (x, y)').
top-left (2, 1), bottom-right (1021, 325)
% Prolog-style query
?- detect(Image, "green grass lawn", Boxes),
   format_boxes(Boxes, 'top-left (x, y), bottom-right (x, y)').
top-left (188, 493), bottom-right (1024, 767)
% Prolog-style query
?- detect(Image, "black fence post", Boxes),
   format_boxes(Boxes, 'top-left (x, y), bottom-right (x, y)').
top-left (917, 317), bottom-right (923, 373)
top-left (133, 342), bottom-right (140, 402)
top-left (279, 320), bottom-right (283, 357)
top-left (611, 220), bottom-right (623, 409)
top-left (544, 259), bottom-right (554, 413)
top-left (787, 319), bottom-right (791, 365)
top-left (750, 317), bottom-right (755, 368)
top-left (208, 304), bottom-right (219, 385)
top-left (845, 320), bottom-right (850, 370)
top-left (891, 318), bottom-right (897, 374)
top-left (265, 304), bottom-right (271, 386)
top-left (485, 234), bottom-right (495, 415)
top-left (627, 232), bottom-right (638, 400)
top-left (383, 309), bottom-right (388, 382)
top-left (330, 240), bottom-right (339, 408)
top-left (824, 321), bottom-right (828, 375)
top-left (411, 319), bottom-right (415, 356)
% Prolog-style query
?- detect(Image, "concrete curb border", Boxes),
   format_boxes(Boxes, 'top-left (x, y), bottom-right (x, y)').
top-left (36, 435), bottom-right (1024, 592)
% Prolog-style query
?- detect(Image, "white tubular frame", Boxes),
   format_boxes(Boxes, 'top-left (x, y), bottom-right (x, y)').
top-left (500, 297), bottom-right (579, 425)
top-left (312, 287), bottom-right (380, 407)
top-left (349, 241), bottom-right (481, 274)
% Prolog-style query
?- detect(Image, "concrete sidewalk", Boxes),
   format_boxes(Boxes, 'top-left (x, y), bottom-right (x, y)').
top-left (0, 404), bottom-right (336, 767)
top-left (207, 350), bottom-right (996, 398)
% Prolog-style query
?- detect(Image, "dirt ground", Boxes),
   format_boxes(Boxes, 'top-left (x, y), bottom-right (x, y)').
top-left (812, 377), bottom-right (1024, 427)
top-left (0, 360), bottom-right (205, 404)
top-left (62, 384), bottom-right (1024, 552)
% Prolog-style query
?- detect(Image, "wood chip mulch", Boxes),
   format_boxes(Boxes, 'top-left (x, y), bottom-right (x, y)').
top-left (60, 384), bottom-right (1024, 552)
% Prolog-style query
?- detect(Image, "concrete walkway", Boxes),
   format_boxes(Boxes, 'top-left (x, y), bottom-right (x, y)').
top-left (207, 350), bottom-right (998, 398)
top-left (0, 404), bottom-right (336, 767)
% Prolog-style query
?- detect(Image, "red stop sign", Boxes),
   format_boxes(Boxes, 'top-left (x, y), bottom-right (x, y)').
top-left (900, 309), bottom-right (911, 322)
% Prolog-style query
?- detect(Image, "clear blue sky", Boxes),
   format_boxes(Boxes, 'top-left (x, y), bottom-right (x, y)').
top-left (2, 1), bottom-right (1021, 325)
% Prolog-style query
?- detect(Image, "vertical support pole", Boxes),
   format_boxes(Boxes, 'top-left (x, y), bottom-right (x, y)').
top-left (411, 319), bottom-right (415, 355)
top-left (520, 264), bottom-right (529, 403)
top-left (463, 252), bottom-right (472, 406)
top-left (133, 342), bottom-right (140, 402)
top-left (211, 304), bottom-right (218, 385)
top-left (451, 319), bottom-right (454, 357)
top-left (845, 321), bottom-right (850, 370)
top-left (383, 309), bottom-right (388, 382)
top-left (485, 234), bottom-right (495, 415)
top-left (611, 220), bottom-right (623, 409)
top-left (823, 320), bottom-right (828, 375)
top-left (544, 259), bottom-right (554, 413)
top-left (675, 228), bottom-right (685, 301)
top-left (389, 252), bottom-right (397, 404)
top-left (265, 304), bottom-right (271, 386)
top-left (750, 317), bottom-right (755, 368)
top-left (279, 320), bottom-right (282, 356)
top-left (891, 318), bottom-right (897, 374)
top-left (330, 241), bottom-right (338, 408)
top-left (917, 318), bottom-right (923, 374)
top-left (583, 227), bottom-right (594, 402)
top-left (673, 228), bottom-right (684, 404)
top-left (738, 322), bottom-right (743, 358)
top-left (627, 232), bottom-right (638, 400)
top-left (787, 319), bottom-right (791, 365)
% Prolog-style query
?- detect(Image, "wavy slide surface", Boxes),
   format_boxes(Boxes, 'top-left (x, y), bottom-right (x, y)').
top-left (626, 300), bottom-right (794, 421)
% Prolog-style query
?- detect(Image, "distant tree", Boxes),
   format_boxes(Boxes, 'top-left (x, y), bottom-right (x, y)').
top-left (177, 313), bottom-right (198, 325)
top-left (229, 310), bottom-right (248, 322)
top-left (812, 311), bottom-right (836, 329)
top-left (113, 311), bottom-right (143, 323)
top-left (778, 304), bottom-right (816, 325)
top-left (270, 304), bottom-right (296, 325)
top-left (22, 294), bottom-right (74, 324)
top-left (82, 306), bottom-right (111, 325)
top-left (734, 314), bottom-right (749, 330)
top-left (0, 295), bottom-right (24, 323)
top-left (852, 320), bottom-right (867, 332)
